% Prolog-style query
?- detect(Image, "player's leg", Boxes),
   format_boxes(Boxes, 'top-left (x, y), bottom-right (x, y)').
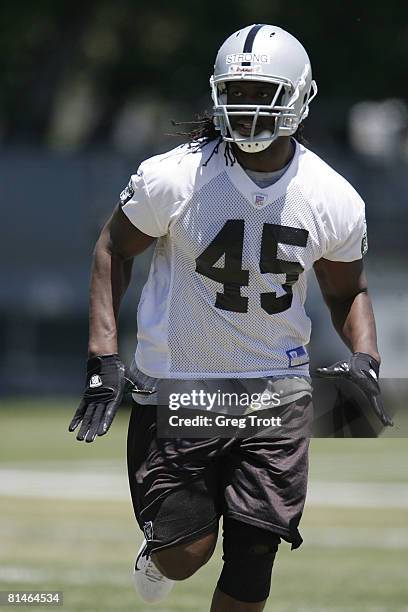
top-left (222, 395), bottom-right (312, 551)
top-left (210, 518), bottom-right (280, 612)
top-left (211, 395), bottom-right (312, 610)
top-left (134, 528), bottom-right (217, 604)
top-left (127, 402), bottom-right (221, 602)
top-left (137, 483), bottom-right (219, 581)
top-left (151, 529), bottom-right (217, 580)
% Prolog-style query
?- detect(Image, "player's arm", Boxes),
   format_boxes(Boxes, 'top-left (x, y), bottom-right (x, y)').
top-left (88, 204), bottom-right (155, 356)
top-left (313, 257), bottom-right (393, 426)
top-left (69, 205), bottom-right (156, 442)
top-left (313, 257), bottom-right (379, 361)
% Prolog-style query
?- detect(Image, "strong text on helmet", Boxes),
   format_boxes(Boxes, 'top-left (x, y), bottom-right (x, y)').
top-left (226, 53), bottom-right (271, 64)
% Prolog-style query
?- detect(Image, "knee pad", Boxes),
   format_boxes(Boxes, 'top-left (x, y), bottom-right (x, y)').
top-left (217, 518), bottom-right (281, 603)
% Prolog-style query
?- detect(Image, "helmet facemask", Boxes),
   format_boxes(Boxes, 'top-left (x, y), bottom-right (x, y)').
top-left (210, 72), bottom-right (317, 153)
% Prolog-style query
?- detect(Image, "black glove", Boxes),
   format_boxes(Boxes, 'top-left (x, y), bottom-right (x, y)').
top-left (316, 352), bottom-right (393, 427)
top-left (69, 354), bottom-right (137, 442)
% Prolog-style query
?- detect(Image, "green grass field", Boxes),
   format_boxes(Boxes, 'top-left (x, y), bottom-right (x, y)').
top-left (1, 400), bottom-right (408, 611)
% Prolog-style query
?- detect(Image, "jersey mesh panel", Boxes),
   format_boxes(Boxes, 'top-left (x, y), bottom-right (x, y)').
top-left (167, 171), bottom-right (321, 376)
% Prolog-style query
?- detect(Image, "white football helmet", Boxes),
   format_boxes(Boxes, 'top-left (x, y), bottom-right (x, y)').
top-left (210, 24), bottom-right (317, 153)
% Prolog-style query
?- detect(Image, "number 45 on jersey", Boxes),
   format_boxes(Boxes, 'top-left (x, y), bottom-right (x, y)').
top-left (195, 219), bottom-right (309, 315)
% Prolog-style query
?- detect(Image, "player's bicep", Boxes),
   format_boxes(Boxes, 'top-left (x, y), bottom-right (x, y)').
top-left (313, 257), bottom-right (367, 303)
top-left (105, 204), bottom-right (156, 259)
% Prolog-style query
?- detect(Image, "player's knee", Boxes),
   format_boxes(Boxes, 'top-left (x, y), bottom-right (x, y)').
top-left (217, 519), bottom-right (281, 603)
top-left (152, 531), bottom-right (217, 580)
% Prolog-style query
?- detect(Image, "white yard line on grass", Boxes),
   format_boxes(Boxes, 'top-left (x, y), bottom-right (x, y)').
top-left (0, 468), bottom-right (408, 508)
top-left (0, 468), bottom-right (128, 500)
top-left (306, 481), bottom-right (408, 508)
top-left (303, 527), bottom-right (408, 549)
top-left (0, 565), bottom-right (130, 586)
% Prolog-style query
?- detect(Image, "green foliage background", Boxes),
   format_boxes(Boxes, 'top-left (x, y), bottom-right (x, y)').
top-left (1, 1), bottom-right (407, 145)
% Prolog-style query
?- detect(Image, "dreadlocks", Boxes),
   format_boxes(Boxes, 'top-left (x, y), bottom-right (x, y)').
top-left (171, 113), bottom-right (235, 166)
top-left (170, 112), bottom-right (308, 166)
top-left (171, 113), bottom-right (218, 142)
top-left (294, 122), bottom-right (308, 146)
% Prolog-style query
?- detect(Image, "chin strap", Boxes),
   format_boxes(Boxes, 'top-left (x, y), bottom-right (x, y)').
top-left (232, 130), bottom-right (275, 153)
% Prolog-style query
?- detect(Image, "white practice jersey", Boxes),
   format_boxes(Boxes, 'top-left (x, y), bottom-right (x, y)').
top-left (121, 140), bottom-right (367, 379)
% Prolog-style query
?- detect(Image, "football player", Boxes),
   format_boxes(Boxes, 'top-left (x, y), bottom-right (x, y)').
top-left (69, 24), bottom-right (393, 612)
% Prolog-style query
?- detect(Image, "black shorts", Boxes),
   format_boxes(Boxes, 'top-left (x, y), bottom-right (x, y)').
top-left (127, 397), bottom-right (311, 554)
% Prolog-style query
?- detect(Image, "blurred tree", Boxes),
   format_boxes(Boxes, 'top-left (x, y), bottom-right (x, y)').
top-left (0, 0), bottom-right (406, 148)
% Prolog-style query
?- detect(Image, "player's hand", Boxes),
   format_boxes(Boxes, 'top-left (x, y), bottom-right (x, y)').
top-left (316, 352), bottom-right (394, 427)
top-left (69, 354), bottom-right (137, 442)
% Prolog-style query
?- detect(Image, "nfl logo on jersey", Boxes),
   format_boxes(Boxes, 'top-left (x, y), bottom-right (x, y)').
top-left (253, 193), bottom-right (268, 208)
